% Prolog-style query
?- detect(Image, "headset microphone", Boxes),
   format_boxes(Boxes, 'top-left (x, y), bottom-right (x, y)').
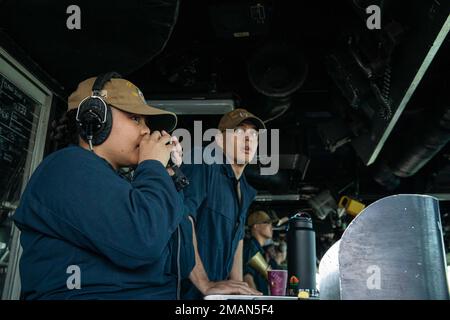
top-left (168, 160), bottom-right (189, 191)
top-left (167, 139), bottom-right (189, 191)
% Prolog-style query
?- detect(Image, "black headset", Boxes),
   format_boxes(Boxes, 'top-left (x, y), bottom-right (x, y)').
top-left (75, 72), bottom-right (189, 191)
top-left (76, 72), bottom-right (122, 149)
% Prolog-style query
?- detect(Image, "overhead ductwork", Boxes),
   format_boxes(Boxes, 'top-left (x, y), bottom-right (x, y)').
top-left (247, 42), bottom-right (308, 98)
top-left (325, 0), bottom-right (449, 166)
top-left (374, 103), bottom-right (450, 190)
top-left (247, 42), bottom-right (308, 122)
top-left (390, 105), bottom-right (450, 177)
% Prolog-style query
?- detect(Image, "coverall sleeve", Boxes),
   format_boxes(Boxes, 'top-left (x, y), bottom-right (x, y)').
top-left (14, 159), bottom-right (186, 270)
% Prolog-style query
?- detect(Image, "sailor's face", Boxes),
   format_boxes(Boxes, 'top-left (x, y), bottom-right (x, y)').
top-left (223, 122), bottom-right (258, 165)
top-left (256, 222), bottom-right (273, 239)
top-left (102, 107), bottom-right (150, 168)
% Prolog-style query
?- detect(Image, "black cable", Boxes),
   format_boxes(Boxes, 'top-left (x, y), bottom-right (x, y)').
top-left (176, 226), bottom-right (181, 300)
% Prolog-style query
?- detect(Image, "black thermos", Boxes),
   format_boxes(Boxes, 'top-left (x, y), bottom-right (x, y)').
top-left (287, 212), bottom-right (318, 297)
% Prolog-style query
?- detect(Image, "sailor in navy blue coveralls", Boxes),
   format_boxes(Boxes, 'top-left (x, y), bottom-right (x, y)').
top-left (181, 146), bottom-right (257, 299)
top-left (13, 75), bottom-right (194, 299)
top-left (180, 108), bottom-right (266, 299)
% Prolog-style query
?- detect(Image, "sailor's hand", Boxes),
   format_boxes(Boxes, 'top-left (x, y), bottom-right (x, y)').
top-left (169, 135), bottom-right (183, 167)
top-left (203, 280), bottom-right (262, 296)
top-left (139, 130), bottom-right (172, 167)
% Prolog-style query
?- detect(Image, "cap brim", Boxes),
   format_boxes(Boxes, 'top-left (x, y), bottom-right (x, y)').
top-left (146, 113), bottom-right (178, 132)
top-left (272, 225), bottom-right (287, 231)
top-left (248, 218), bottom-right (279, 227)
top-left (112, 102), bottom-right (178, 132)
top-left (240, 116), bottom-right (266, 130)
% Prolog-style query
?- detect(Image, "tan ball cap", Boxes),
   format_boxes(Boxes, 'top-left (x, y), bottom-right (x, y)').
top-left (68, 76), bottom-right (177, 132)
top-left (218, 108), bottom-right (266, 131)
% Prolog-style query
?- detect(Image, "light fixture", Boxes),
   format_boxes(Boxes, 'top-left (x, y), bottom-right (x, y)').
top-left (146, 98), bottom-right (235, 115)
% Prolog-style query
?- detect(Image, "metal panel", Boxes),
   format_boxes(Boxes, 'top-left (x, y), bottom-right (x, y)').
top-left (339, 194), bottom-right (449, 300)
top-left (318, 240), bottom-right (341, 300)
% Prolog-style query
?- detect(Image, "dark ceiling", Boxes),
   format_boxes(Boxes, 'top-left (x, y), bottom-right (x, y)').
top-left (1, 0), bottom-right (449, 254)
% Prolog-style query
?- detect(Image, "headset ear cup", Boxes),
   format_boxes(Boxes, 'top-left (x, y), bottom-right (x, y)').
top-left (77, 98), bottom-right (112, 146)
top-left (76, 72), bottom-right (120, 147)
top-left (92, 104), bottom-right (112, 145)
top-left (77, 98), bottom-right (95, 143)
